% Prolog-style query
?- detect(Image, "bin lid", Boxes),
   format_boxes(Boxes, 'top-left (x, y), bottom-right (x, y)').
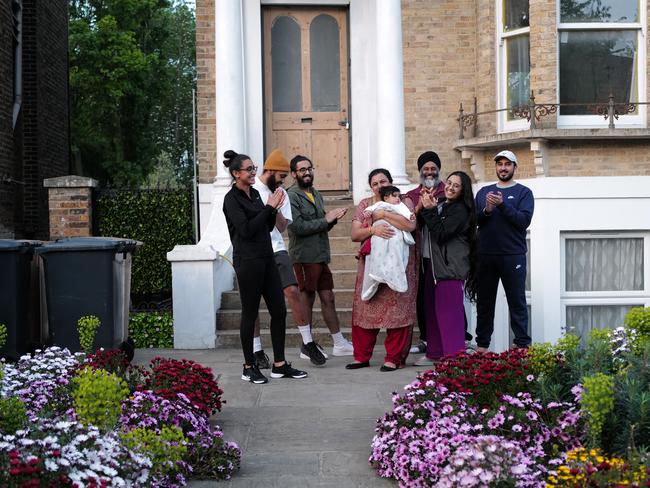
top-left (0, 239), bottom-right (43, 253)
top-left (35, 237), bottom-right (141, 254)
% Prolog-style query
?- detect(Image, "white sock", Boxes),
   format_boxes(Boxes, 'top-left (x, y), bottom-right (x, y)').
top-left (253, 336), bottom-right (262, 353)
top-left (332, 331), bottom-right (347, 346)
top-left (298, 325), bottom-right (313, 344)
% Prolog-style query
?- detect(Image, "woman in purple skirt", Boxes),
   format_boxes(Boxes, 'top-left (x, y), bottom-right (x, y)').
top-left (414, 171), bottom-right (478, 366)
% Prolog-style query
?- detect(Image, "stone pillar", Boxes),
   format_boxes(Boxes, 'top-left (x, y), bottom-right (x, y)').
top-left (167, 245), bottom-right (231, 349)
top-left (375, 0), bottom-right (410, 186)
top-left (43, 175), bottom-right (98, 239)
top-left (214, 0), bottom-right (245, 188)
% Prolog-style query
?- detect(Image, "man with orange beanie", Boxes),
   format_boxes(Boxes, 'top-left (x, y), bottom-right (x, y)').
top-left (251, 149), bottom-right (327, 367)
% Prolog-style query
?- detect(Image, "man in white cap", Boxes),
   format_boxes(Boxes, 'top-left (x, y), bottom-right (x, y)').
top-left (474, 150), bottom-right (534, 353)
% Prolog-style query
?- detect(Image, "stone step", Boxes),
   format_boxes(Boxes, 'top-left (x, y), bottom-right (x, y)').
top-left (215, 327), bottom-right (382, 349)
top-left (329, 253), bottom-right (359, 271)
top-left (217, 307), bottom-right (353, 330)
top-left (221, 288), bottom-right (356, 310)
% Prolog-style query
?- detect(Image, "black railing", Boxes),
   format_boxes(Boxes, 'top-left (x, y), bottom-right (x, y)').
top-left (458, 91), bottom-right (648, 139)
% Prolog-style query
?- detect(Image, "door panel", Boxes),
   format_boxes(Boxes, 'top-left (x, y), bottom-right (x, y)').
top-left (263, 7), bottom-right (349, 191)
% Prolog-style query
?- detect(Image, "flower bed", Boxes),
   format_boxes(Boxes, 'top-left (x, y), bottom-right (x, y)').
top-left (0, 348), bottom-right (240, 487)
top-left (372, 318), bottom-right (650, 487)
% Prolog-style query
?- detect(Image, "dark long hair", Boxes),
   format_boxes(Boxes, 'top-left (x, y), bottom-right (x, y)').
top-left (447, 171), bottom-right (478, 302)
top-left (223, 150), bottom-right (251, 178)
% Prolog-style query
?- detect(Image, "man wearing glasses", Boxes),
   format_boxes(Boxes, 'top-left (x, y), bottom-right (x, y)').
top-left (250, 149), bottom-right (327, 367)
top-left (287, 155), bottom-right (354, 358)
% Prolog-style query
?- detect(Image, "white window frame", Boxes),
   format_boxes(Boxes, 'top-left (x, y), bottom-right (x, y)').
top-left (497, 0), bottom-right (531, 133)
top-left (556, 0), bottom-right (647, 128)
top-left (560, 231), bottom-right (650, 332)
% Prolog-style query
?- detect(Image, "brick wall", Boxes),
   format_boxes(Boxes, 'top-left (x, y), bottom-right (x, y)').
top-left (20, 0), bottom-right (69, 239)
top-left (0, 2), bottom-right (15, 237)
top-left (196, 0), bottom-right (216, 184)
top-left (401, 0), bottom-right (477, 181)
top-left (44, 176), bottom-right (96, 239)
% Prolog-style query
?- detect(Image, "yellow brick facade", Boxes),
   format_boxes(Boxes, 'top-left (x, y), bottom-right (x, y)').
top-left (196, 1), bottom-right (650, 185)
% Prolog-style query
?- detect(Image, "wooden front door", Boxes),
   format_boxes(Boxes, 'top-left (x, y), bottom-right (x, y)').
top-left (263, 7), bottom-right (350, 191)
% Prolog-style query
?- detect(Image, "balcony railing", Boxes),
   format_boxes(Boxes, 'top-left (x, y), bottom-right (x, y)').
top-left (458, 91), bottom-right (648, 139)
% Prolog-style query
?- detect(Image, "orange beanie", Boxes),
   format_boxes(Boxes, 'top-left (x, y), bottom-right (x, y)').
top-left (263, 149), bottom-right (290, 172)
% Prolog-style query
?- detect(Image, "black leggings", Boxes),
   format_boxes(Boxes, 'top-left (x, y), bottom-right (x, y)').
top-left (235, 256), bottom-right (286, 366)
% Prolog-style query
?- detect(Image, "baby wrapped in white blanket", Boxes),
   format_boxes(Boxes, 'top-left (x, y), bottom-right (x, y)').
top-left (361, 192), bottom-right (415, 301)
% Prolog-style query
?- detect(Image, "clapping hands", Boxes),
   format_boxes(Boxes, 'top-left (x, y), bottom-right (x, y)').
top-left (267, 189), bottom-right (285, 209)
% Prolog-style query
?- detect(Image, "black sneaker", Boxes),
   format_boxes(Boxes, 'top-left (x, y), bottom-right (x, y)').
top-left (241, 365), bottom-right (268, 384)
top-left (299, 341), bottom-right (327, 366)
top-left (270, 362), bottom-right (308, 379)
top-left (254, 350), bottom-right (271, 369)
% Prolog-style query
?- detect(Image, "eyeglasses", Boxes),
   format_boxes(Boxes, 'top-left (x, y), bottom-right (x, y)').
top-left (239, 165), bottom-right (258, 173)
top-left (295, 167), bottom-right (314, 175)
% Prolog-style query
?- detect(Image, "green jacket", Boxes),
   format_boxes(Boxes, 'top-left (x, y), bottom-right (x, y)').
top-left (287, 186), bottom-right (336, 264)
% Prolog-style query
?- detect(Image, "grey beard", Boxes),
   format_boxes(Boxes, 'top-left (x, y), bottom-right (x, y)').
top-left (421, 176), bottom-right (440, 189)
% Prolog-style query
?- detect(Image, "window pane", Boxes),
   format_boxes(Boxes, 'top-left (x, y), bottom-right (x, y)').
top-left (310, 14), bottom-right (340, 112)
top-left (559, 31), bottom-right (637, 115)
top-left (272, 16), bottom-right (302, 112)
top-left (566, 305), bottom-right (639, 340)
top-left (506, 35), bottom-right (530, 115)
top-left (565, 237), bottom-right (644, 291)
top-left (560, 0), bottom-right (638, 23)
top-left (504, 0), bottom-right (529, 31)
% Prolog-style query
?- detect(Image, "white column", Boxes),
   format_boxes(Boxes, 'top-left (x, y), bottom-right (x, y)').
top-left (375, 0), bottom-right (410, 186)
top-left (214, 0), bottom-right (246, 187)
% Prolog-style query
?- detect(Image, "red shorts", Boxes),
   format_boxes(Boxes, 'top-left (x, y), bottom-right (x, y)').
top-left (293, 263), bottom-right (334, 292)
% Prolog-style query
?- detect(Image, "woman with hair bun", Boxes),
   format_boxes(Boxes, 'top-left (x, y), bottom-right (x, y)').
top-left (222, 149), bottom-right (308, 384)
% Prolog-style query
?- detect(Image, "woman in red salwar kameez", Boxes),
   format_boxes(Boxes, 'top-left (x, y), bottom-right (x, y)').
top-left (346, 169), bottom-right (418, 372)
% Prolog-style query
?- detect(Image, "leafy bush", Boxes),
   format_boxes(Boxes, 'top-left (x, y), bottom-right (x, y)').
top-left (96, 188), bottom-right (194, 296)
top-left (129, 311), bottom-right (174, 348)
top-left (581, 373), bottom-right (615, 446)
top-left (0, 397), bottom-right (27, 433)
top-left (72, 367), bottom-right (130, 431)
top-left (146, 357), bottom-right (224, 416)
top-left (77, 315), bottom-right (101, 353)
top-left (121, 425), bottom-right (188, 479)
top-left (625, 306), bottom-right (650, 351)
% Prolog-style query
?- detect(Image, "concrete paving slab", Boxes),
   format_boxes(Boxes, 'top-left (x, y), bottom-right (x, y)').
top-left (134, 346), bottom-right (404, 487)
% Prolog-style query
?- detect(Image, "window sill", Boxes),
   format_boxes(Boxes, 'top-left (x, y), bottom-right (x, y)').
top-left (455, 127), bottom-right (650, 150)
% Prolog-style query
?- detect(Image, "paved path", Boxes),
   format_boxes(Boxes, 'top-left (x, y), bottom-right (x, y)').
top-left (134, 347), bottom-right (421, 487)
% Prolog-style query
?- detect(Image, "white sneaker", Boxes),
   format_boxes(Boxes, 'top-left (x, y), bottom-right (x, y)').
top-left (332, 339), bottom-right (354, 356)
top-left (414, 356), bottom-right (435, 367)
top-left (409, 341), bottom-right (427, 354)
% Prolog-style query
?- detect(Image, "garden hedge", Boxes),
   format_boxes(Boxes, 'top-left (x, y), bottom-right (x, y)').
top-left (95, 188), bottom-right (194, 297)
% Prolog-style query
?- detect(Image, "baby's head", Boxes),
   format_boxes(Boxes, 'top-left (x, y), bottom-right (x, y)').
top-left (379, 185), bottom-right (401, 204)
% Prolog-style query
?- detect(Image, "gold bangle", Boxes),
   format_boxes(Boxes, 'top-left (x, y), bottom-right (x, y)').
top-left (369, 226), bottom-right (373, 236)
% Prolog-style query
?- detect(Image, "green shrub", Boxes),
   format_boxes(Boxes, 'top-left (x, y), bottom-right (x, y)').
top-left (0, 323), bottom-right (7, 349)
top-left (624, 306), bottom-right (650, 351)
top-left (129, 312), bottom-right (174, 348)
top-left (96, 188), bottom-right (194, 296)
top-left (581, 373), bottom-right (615, 446)
top-left (0, 397), bottom-right (27, 433)
top-left (121, 425), bottom-right (187, 478)
top-left (77, 315), bottom-right (101, 353)
top-left (72, 367), bottom-right (130, 431)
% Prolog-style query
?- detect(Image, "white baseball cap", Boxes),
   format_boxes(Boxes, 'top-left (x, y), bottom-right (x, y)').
top-left (493, 150), bottom-right (518, 165)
